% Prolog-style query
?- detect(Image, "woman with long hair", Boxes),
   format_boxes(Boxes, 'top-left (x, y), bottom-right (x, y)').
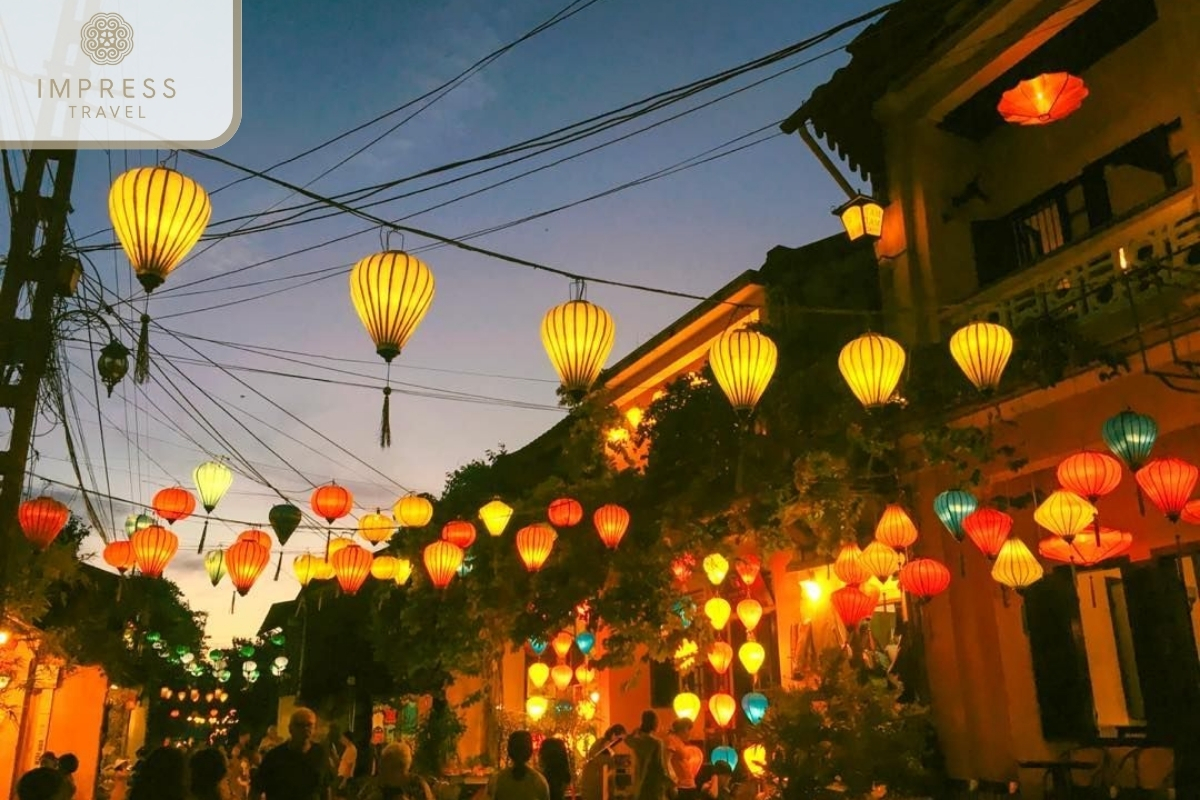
top-left (129, 746), bottom-right (187, 800)
top-left (538, 739), bottom-right (572, 800)
top-left (487, 731), bottom-right (549, 800)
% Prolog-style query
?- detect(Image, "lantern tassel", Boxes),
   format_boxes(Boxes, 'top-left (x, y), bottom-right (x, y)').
top-left (135, 312), bottom-right (151, 384)
top-left (380, 386), bottom-right (392, 449)
top-left (197, 518), bottom-right (209, 554)
top-left (1135, 485), bottom-right (1146, 516)
top-left (324, 529), bottom-right (331, 560)
top-left (274, 550), bottom-right (283, 581)
top-left (116, 577), bottom-right (123, 604)
top-left (230, 590), bottom-right (236, 615)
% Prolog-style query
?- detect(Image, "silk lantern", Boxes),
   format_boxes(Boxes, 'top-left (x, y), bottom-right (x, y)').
top-left (594, 504), bottom-right (630, 549)
top-left (738, 642), bottom-right (766, 676)
top-left (831, 586), bottom-right (875, 627)
top-left (442, 520), bottom-right (477, 550)
top-left (1103, 410), bottom-right (1157, 470)
top-left (193, 459), bottom-right (233, 553)
top-left (293, 554), bottom-right (319, 587)
top-left (962, 508), bottom-right (1013, 560)
top-left (997, 73), bottom-right (1088, 125)
top-left (838, 333), bottom-right (905, 408)
top-left (423, 541), bottom-right (464, 589)
top-left (525, 696), bottom-right (549, 722)
top-left (311, 482), bottom-right (353, 524)
top-left (237, 529), bottom-right (272, 551)
top-left (833, 543), bottom-right (871, 586)
top-left (1136, 457), bottom-right (1199, 522)
top-left (736, 599), bottom-right (763, 632)
top-left (131, 525), bottom-right (179, 579)
top-left (18, 496), bottom-right (69, 550)
top-left (359, 510), bottom-right (395, 546)
top-left (528, 663), bottom-right (550, 690)
top-left (673, 692), bottom-right (701, 722)
top-left (704, 598), bottom-right (731, 630)
top-left (860, 541), bottom-right (901, 580)
top-left (708, 693), bottom-right (737, 728)
top-left (551, 632), bottom-right (575, 660)
top-left (394, 494), bottom-right (433, 527)
top-left (708, 329), bottom-right (778, 413)
top-left (742, 745), bottom-right (767, 777)
top-left (548, 497), bottom-right (583, 528)
top-left (674, 640), bottom-right (698, 672)
top-left (702, 554), bottom-right (729, 585)
top-left (708, 642), bottom-right (734, 674)
top-left (1034, 490), bottom-right (1097, 543)
top-left (933, 490), bottom-right (977, 542)
top-left (226, 539), bottom-right (271, 596)
top-left (949, 322), bottom-right (1013, 391)
top-left (1057, 451), bottom-right (1122, 502)
top-left (516, 524), bottom-right (557, 572)
top-left (370, 555), bottom-right (401, 581)
top-left (540, 296), bottom-right (615, 401)
top-left (551, 664), bottom-right (574, 691)
top-left (1039, 528), bottom-right (1133, 566)
top-left (269, 504), bottom-right (302, 544)
top-left (711, 747), bottom-right (738, 770)
top-left (671, 554), bottom-right (696, 585)
top-left (103, 540), bottom-right (137, 575)
top-left (575, 632), bottom-right (596, 656)
top-left (152, 487), bottom-right (196, 525)
top-left (875, 504), bottom-right (918, 550)
top-left (479, 499), bottom-right (514, 537)
top-left (204, 550), bottom-right (226, 587)
top-left (898, 558), bottom-right (951, 600)
top-left (991, 538), bottom-right (1044, 590)
top-left (742, 692), bottom-right (769, 725)
top-left (393, 557), bottom-right (414, 586)
top-left (734, 555), bottom-right (761, 587)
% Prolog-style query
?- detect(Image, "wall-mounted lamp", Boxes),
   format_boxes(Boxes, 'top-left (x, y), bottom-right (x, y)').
top-left (835, 195), bottom-right (884, 241)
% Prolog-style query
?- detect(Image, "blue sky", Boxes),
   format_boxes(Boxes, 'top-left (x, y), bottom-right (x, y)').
top-left (27, 0), bottom-right (884, 644)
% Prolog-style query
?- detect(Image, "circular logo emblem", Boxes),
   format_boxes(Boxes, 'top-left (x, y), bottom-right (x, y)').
top-left (80, 13), bottom-right (134, 66)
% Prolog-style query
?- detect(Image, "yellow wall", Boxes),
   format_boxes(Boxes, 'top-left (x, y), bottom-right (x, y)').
top-left (45, 666), bottom-right (109, 800)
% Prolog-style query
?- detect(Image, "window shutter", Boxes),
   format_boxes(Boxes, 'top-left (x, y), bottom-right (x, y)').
top-left (1023, 566), bottom-right (1097, 741)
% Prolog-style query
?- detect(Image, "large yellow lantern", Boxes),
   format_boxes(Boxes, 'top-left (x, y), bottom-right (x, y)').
top-left (708, 329), bottom-right (778, 414)
top-left (479, 499), bottom-right (514, 537)
top-left (192, 459), bottom-right (233, 553)
top-left (1033, 490), bottom-right (1097, 543)
top-left (540, 297), bottom-right (616, 401)
top-left (875, 504), bottom-right (918, 550)
top-left (394, 494), bottom-right (434, 527)
top-left (704, 597), bottom-right (731, 630)
top-left (708, 693), bottom-right (737, 728)
top-left (742, 744), bottom-right (767, 777)
top-left (703, 553), bottom-right (729, 586)
top-left (528, 663), bottom-right (550, 689)
top-left (838, 333), bottom-right (905, 408)
top-left (673, 692), bottom-right (701, 721)
top-left (109, 167), bottom-right (212, 293)
top-left (860, 541), bottom-right (901, 581)
top-left (370, 555), bottom-right (401, 580)
top-left (525, 695), bottom-right (549, 722)
top-left (313, 558), bottom-right (335, 581)
top-left (949, 322), bottom-right (1013, 392)
top-left (738, 642), bottom-right (766, 676)
top-left (992, 537), bottom-right (1044, 590)
top-left (707, 642), bottom-right (734, 674)
top-left (359, 510), bottom-right (395, 546)
top-left (292, 554), bottom-right (318, 586)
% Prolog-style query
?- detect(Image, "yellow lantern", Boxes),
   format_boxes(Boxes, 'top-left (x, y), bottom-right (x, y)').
top-left (742, 744), bottom-right (767, 777)
top-left (369, 555), bottom-right (401, 580)
top-left (992, 537), bottom-right (1045, 590)
top-left (394, 494), bottom-right (433, 528)
top-left (575, 665), bottom-right (597, 685)
top-left (875, 504), bottom-right (919, 550)
top-left (707, 642), bottom-right (734, 674)
top-left (349, 251), bottom-right (435, 362)
top-left (838, 333), bottom-right (905, 408)
top-left (860, 541), bottom-right (901, 582)
top-left (1033, 490), bottom-right (1097, 543)
top-left (551, 631), bottom-right (575, 660)
top-left (577, 700), bottom-right (597, 722)
top-left (204, 550), bottom-right (226, 587)
top-left (703, 553), bottom-right (729, 586)
top-left (479, 499), bottom-right (514, 537)
top-left (293, 554), bottom-right (319, 587)
top-left (708, 693), bottom-right (737, 728)
top-left (516, 523), bottom-right (557, 572)
top-left (109, 167), bottom-right (212, 293)
top-left (674, 639), bottom-right (698, 671)
top-left (736, 599), bottom-right (763, 632)
top-left (673, 692), bottom-right (702, 721)
top-left (835, 195), bottom-right (884, 241)
top-left (314, 558), bottom-right (335, 581)
top-left (359, 510), bottom-right (395, 546)
top-left (525, 695), bottom-right (549, 722)
top-left (540, 297), bottom-right (616, 400)
top-left (704, 597), bottom-right (731, 630)
top-left (328, 537), bottom-right (354, 558)
top-left (833, 543), bottom-right (871, 586)
top-left (393, 558), bottom-right (414, 586)
top-left (528, 663), bottom-right (550, 689)
top-left (708, 329), bottom-right (778, 414)
top-left (192, 459), bottom-right (233, 553)
top-left (949, 322), bottom-right (1014, 392)
top-left (738, 642), bottom-right (766, 676)
top-left (550, 664), bottom-right (574, 691)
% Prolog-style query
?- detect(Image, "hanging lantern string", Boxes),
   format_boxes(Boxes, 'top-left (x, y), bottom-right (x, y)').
top-left (381, 363), bottom-right (393, 449)
top-left (135, 296), bottom-right (151, 384)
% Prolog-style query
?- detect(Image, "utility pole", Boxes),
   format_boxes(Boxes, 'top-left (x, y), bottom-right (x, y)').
top-left (0, 150), bottom-right (79, 604)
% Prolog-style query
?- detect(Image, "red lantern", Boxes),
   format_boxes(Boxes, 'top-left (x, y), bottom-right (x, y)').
top-left (593, 504), bottom-right (629, 549)
top-left (1183, 499), bottom-right (1200, 526)
top-left (18, 496), bottom-right (70, 550)
top-left (671, 554), bottom-right (695, 584)
top-left (331, 543), bottom-right (374, 595)
top-left (1057, 451), bottom-right (1122, 502)
top-left (830, 586), bottom-right (875, 627)
top-left (962, 507), bottom-right (1012, 560)
top-left (311, 482), bottom-right (353, 524)
top-left (423, 540), bottom-right (464, 589)
top-left (516, 524), bottom-right (557, 572)
top-left (734, 555), bottom-right (761, 587)
top-left (103, 540), bottom-right (137, 574)
top-left (441, 520), bottom-right (477, 550)
top-left (225, 539), bottom-right (270, 596)
top-left (997, 73), bottom-right (1088, 126)
top-left (875, 504), bottom-right (918, 550)
top-left (130, 525), bottom-right (179, 578)
top-left (898, 558), bottom-right (951, 600)
top-left (1136, 457), bottom-right (1199, 522)
top-left (1038, 528), bottom-right (1133, 567)
top-left (548, 497), bottom-right (583, 528)
top-left (237, 529), bottom-right (272, 551)
top-left (152, 486), bottom-right (197, 524)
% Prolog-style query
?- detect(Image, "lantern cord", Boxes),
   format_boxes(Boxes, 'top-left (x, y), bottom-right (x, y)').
top-left (197, 518), bottom-right (209, 554)
top-left (381, 363), bottom-right (393, 449)
top-left (135, 309), bottom-right (151, 384)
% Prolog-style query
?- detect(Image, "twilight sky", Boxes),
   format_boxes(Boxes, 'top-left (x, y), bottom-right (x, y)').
top-left (21, 0), bottom-right (884, 645)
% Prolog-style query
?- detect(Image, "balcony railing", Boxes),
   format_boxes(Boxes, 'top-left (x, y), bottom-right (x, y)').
top-left (946, 189), bottom-right (1200, 336)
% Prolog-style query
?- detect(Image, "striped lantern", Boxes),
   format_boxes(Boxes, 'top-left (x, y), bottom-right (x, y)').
top-left (708, 329), bottom-right (778, 413)
top-left (948, 322), bottom-right (1014, 392)
top-left (837, 333), bottom-right (905, 408)
top-left (540, 297), bottom-right (615, 401)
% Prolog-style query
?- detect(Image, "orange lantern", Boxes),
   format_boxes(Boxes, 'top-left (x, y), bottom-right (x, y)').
top-left (1136, 457), bottom-right (1199, 523)
top-left (423, 541), bottom-right (464, 589)
top-left (831, 586), bottom-right (875, 627)
top-left (898, 558), bottom-right (951, 600)
top-left (962, 508), bottom-right (1012, 560)
top-left (734, 555), bottom-right (761, 587)
top-left (130, 525), bottom-right (179, 578)
top-left (311, 482), bottom-right (353, 524)
top-left (997, 73), bottom-right (1088, 126)
top-left (394, 494), bottom-right (433, 528)
top-left (1184, 499), bottom-right (1200, 526)
top-left (1034, 490), bottom-right (1097, 543)
top-left (359, 510), bottom-right (395, 546)
top-left (708, 693), bottom-right (737, 728)
top-left (707, 642), bottom-right (734, 674)
top-left (152, 486), bottom-right (196, 525)
top-left (551, 631), bottom-right (575, 660)
top-left (736, 598), bottom-right (763, 632)
top-left (103, 540), bottom-right (137, 574)
top-left (1039, 528), bottom-right (1133, 567)
top-left (875, 504), bottom-right (918, 550)
top-left (833, 543), bottom-right (870, 586)
top-left (516, 524), bottom-right (557, 572)
top-left (860, 541), bottom-right (901, 581)
top-left (225, 539), bottom-right (270, 596)
top-left (18, 496), bottom-right (69, 550)
top-left (370, 555), bottom-right (401, 580)
top-left (441, 520), bottom-right (477, 550)
top-left (237, 529), bottom-right (272, 551)
top-left (1057, 451), bottom-right (1122, 502)
top-left (550, 664), bottom-right (574, 691)
top-left (704, 597), bottom-right (731, 630)
top-left (548, 497), bottom-right (583, 528)
top-left (593, 504), bottom-right (630, 549)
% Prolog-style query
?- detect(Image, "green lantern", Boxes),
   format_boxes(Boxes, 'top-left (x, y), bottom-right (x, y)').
top-left (269, 633), bottom-right (286, 647)
top-left (238, 644), bottom-right (255, 658)
top-left (269, 504), bottom-right (302, 545)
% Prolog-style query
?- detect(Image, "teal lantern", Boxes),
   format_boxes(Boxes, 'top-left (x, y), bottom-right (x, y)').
top-left (742, 692), bottom-right (769, 725)
top-left (672, 598), bottom-right (694, 629)
top-left (711, 746), bottom-right (738, 770)
top-left (528, 637), bottom-right (547, 656)
top-left (1103, 410), bottom-right (1157, 470)
top-left (933, 491), bottom-right (977, 542)
top-left (457, 552), bottom-right (475, 577)
top-left (575, 632), bottom-right (596, 656)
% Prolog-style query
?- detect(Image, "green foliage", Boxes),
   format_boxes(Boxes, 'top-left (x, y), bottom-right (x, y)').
top-left (757, 652), bottom-right (941, 800)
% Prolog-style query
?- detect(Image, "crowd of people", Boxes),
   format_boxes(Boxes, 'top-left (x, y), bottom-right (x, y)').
top-left (13, 706), bottom-right (751, 800)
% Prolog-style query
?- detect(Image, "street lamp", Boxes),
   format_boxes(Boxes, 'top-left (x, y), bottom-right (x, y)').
top-left (835, 195), bottom-right (884, 241)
